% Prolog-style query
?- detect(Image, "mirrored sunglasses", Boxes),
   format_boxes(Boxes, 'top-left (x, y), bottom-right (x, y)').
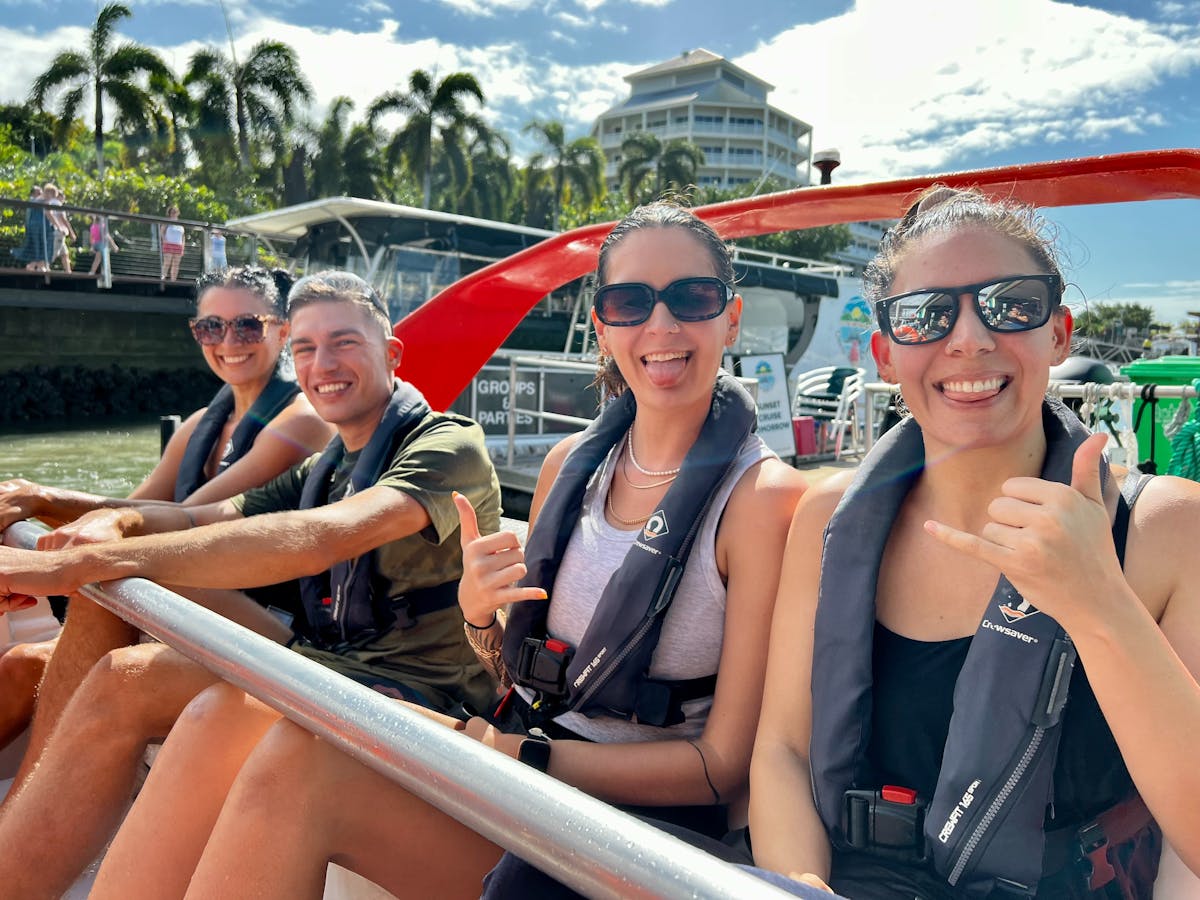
top-left (593, 277), bottom-right (733, 327)
top-left (876, 274), bottom-right (1061, 346)
top-left (189, 313), bottom-right (281, 346)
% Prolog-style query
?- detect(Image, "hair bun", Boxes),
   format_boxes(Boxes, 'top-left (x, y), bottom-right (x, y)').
top-left (271, 268), bottom-right (295, 302)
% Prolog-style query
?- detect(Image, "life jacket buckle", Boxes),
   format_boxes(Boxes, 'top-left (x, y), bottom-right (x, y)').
top-left (516, 636), bottom-right (574, 696)
top-left (841, 787), bottom-right (930, 864)
top-left (1077, 820), bottom-right (1117, 890)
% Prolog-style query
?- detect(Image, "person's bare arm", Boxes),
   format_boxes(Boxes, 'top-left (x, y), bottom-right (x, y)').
top-left (464, 453), bottom-right (807, 808)
top-left (0, 485), bottom-right (430, 600)
top-left (181, 396), bottom-right (333, 506)
top-left (749, 476), bottom-right (852, 884)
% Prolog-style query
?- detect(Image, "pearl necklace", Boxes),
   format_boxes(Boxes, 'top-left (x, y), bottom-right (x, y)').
top-left (621, 453), bottom-right (678, 490)
top-left (606, 488), bottom-right (650, 526)
top-left (626, 428), bottom-right (682, 477)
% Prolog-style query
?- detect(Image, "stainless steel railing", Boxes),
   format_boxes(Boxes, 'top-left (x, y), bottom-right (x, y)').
top-left (0, 197), bottom-right (294, 287)
top-left (2, 520), bottom-right (791, 899)
top-left (862, 379), bottom-right (1200, 452)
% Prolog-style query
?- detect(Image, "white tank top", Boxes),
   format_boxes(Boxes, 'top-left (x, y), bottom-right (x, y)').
top-left (516, 432), bottom-right (775, 743)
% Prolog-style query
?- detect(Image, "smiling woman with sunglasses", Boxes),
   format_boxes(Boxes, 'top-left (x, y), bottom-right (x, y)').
top-left (0, 266), bottom-right (333, 769)
top-left (750, 187), bottom-right (1200, 898)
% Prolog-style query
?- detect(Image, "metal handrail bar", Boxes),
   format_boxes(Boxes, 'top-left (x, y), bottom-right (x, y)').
top-left (2, 520), bottom-right (790, 900)
top-left (862, 380), bottom-right (1200, 452)
top-left (505, 354), bottom-right (597, 465)
top-left (0, 196), bottom-right (259, 235)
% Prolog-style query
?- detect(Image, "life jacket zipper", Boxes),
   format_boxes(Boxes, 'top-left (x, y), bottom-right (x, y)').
top-left (947, 726), bottom-right (1045, 886)
top-left (572, 613), bottom-right (655, 712)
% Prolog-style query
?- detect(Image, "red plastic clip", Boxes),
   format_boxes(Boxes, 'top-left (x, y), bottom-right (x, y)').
top-left (881, 785), bottom-right (918, 805)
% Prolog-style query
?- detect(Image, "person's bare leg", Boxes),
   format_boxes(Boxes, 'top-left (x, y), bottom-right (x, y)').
top-left (9, 595), bottom-right (137, 787)
top-left (0, 638), bottom-right (54, 749)
top-left (0, 644), bottom-right (221, 900)
top-left (185, 719), bottom-right (504, 900)
top-left (91, 683), bottom-right (282, 900)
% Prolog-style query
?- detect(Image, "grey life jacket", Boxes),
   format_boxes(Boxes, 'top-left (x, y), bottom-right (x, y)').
top-left (502, 372), bottom-right (756, 726)
top-left (174, 375), bottom-right (300, 501)
top-left (810, 398), bottom-right (1138, 894)
top-left (297, 381), bottom-right (453, 650)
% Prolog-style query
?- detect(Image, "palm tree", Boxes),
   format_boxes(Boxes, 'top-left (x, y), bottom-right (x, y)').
top-left (523, 120), bottom-right (604, 230)
top-left (140, 69), bottom-right (193, 175)
top-left (618, 132), bottom-right (705, 203)
top-left (309, 97), bottom-right (384, 200)
top-left (457, 130), bottom-right (516, 221)
top-left (185, 40), bottom-right (312, 172)
top-left (30, 2), bottom-right (167, 179)
top-left (368, 70), bottom-right (486, 208)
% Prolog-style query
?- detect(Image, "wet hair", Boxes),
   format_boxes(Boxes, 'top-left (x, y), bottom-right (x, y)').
top-left (194, 265), bottom-right (286, 316)
top-left (286, 270), bottom-right (392, 338)
top-left (864, 185), bottom-right (1065, 306)
top-left (593, 201), bottom-right (734, 397)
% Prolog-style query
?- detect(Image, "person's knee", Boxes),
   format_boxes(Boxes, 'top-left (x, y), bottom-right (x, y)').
top-left (174, 682), bottom-right (270, 740)
top-left (0, 642), bottom-right (52, 696)
top-left (78, 644), bottom-right (205, 738)
top-left (229, 720), bottom-right (329, 812)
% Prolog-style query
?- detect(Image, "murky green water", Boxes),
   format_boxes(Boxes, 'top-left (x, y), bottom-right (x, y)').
top-left (0, 419), bottom-right (161, 496)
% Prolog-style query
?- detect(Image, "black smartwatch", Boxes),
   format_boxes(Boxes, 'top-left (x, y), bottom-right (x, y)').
top-left (517, 728), bottom-right (552, 773)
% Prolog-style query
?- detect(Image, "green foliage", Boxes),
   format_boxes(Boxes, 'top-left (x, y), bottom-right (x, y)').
top-left (0, 165), bottom-right (230, 222)
top-left (0, 105), bottom-right (58, 158)
top-left (1074, 302), bottom-right (1156, 336)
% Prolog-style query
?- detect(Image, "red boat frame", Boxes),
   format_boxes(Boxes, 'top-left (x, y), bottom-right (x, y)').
top-left (395, 149), bottom-right (1200, 411)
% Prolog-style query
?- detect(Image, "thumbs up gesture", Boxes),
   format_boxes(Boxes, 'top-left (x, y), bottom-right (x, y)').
top-left (454, 492), bottom-right (547, 629)
top-left (925, 434), bottom-right (1125, 628)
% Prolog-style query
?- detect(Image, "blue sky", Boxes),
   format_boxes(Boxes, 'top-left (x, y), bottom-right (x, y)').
top-left (2, 0), bottom-right (1198, 322)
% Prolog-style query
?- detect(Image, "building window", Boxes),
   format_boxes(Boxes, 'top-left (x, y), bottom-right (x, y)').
top-left (722, 71), bottom-right (745, 90)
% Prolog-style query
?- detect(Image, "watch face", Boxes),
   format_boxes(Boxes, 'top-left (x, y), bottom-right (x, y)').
top-left (518, 735), bottom-right (552, 773)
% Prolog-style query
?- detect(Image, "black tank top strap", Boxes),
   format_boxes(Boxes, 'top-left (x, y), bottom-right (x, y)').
top-left (1112, 471), bottom-right (1152, 569)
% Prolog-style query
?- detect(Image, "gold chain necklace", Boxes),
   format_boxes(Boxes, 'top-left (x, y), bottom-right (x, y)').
top-left (621, 453), bottom-right (678, 490)
top-left (606, 488), bottom-right (650, 526)
top-left (626, 428), bottom-right (681, 477)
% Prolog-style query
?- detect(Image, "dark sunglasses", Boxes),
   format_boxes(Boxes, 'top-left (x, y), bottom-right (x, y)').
top-left (188, 313), bottom-right (282, 346)
top-left (593, 277), bottom-right (733, 327)
top-left (876, 274), bottom-right (1062, 346)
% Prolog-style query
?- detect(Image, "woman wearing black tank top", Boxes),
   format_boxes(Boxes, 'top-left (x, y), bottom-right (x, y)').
top-left (0, 267), bottom-right (331, 777)
top-left (750, 188), bottom-right (1200, 898)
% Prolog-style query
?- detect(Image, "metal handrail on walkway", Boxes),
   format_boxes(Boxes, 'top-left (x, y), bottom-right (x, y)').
top-left (504, 353), bottom-right (597, 467)
top-left (2, 520), bottom-right (789, 900)
top-left (862, 380), bottom-right (1200, 452)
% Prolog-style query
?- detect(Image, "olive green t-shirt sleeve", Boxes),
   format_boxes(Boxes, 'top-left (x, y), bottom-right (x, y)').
top-left (229, 453), bottom-right (320, 517)
top-left (378, 412), bottom-right (502, 545)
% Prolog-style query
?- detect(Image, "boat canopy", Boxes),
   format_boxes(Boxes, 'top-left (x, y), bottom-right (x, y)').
top-left (735, 259), bottom-right (838, 297)
top-left (227, 197), bottom-right (555, 259)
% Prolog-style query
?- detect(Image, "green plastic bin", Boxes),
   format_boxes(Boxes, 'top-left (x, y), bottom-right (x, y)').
top-left (1120, 357), bottom-right (1200, 472)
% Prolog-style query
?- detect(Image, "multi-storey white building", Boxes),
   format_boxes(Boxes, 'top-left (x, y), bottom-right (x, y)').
top-left (592, 49), bottom-right (812, 192)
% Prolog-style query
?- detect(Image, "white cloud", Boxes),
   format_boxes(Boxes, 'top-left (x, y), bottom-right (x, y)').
top-left (433, 0), bottom-right (539, 17)
top-left (737, 0), bottom-right (1200, 181)
top-left (553, 9), bottom-right (589, 27)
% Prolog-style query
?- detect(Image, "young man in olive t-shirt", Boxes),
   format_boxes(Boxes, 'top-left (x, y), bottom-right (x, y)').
top-left (0, 272), bottom-right (501, 898)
